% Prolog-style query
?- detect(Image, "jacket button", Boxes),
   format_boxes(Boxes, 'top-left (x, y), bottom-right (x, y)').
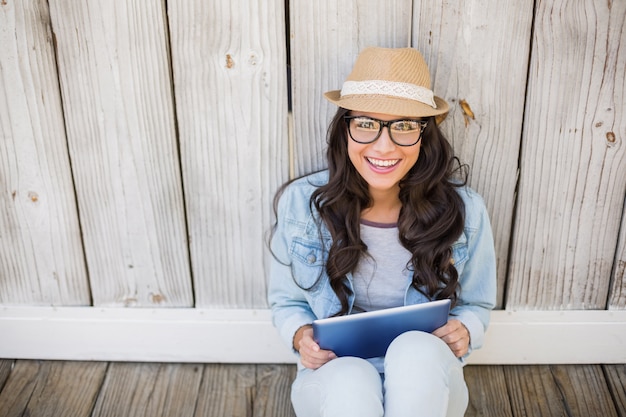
top-left (307, 253), bottom-right (317, 264)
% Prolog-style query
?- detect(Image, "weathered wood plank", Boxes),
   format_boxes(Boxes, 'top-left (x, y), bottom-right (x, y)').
top-left (91, 363), bottom-right (202, 417)
top-left (609, 207), bottom-right (626, 308)
top-left (289, 0), bottom-right (414, 176)
top-left (550, 365), bottom-right (619, 417)
top-left (47, 0), bottom-right (193, 307)
top-left (194, 364), bottom-right (256, 417)
top-left (140, 364), bottom-right (203, 417)
top-left (0, 360), bottom-right (107, 417)
top-left (507, 0), bottom-right (626, 309)
top-left (504, 365), bottom-right (620, 417)
top-left (604, 364), bottom-right (626, 417)
top-left (253, 364), bottom-right (296, 417)
top-left (0, 0), bottom-right (89, 305)
top-left (0, 362), bottom-right (622, 417)
top-left (0, 360), bottom-right (13, 393)
top-left (504, 365), bottom-right (571, 416)
top-left (464, 365), bottom-right (513, 417)
top-left (168, 0), bottom-right (288, 308)
top-left (412, 1), bottom-right (534, 308)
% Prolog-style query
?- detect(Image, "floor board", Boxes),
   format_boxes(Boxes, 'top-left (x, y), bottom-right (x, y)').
top-left (0, 361), bottom-right (623, 417)
top-left (504, 365), bottom-right (574, 416)
top-left (464, 365), bottom-right (513, 417)
top-left (549, 365), bottom-right (619, 417)
top-left (194, 364), bottom-right (256, 417)
top-left (503, 365), bottom-right (624, 417)
top-left (604, 364), bottom-right (626, 417)
top-left (0, 360), bottom-right (107, 417)
top-left (0, 360), bottom-right (13, 392)
top-left (91, 362), bottom-right (203, 417)
top-left (253, 364), bottom-right (296, 417)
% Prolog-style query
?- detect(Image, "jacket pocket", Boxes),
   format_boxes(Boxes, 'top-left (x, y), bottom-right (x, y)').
top-left (290, 238), bottom-right (326, 291)
top-left (451, 232), bottom-right (469, 269)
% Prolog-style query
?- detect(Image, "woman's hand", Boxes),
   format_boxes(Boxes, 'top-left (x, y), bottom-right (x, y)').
top-left (433, 319), bottom-right (470, 358)
top-left (294, 325), bottom-right (337, 369)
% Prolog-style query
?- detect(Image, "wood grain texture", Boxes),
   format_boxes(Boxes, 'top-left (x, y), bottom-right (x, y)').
top-left (464, 366), bottom-right (513, 417)
top-left (549, 365), bottom-right (619, 417)
top-left (0, 360), bottom-right (107, 417)
top-left (289, 0), bottom-right (414, 176)
top-left (47, 0), bottom-right (193, 307)
top-left (609, 207), bottom-right (626, 308)
top-left (508, 0), bottom-right (626, 309)
top-left (505, 365), bottom-right (620, 417)
top-left (604, 364), bottom-right (626, 417)
top-left (253, 364), bottom-right (296, 417)
top-left (412, 1), bottom-right (534, 308)
top-left (504, 365), bottom-right (571, 416)
top-left (91, 363), bottom-right (202, 417)
top-left (0, 0), bottom-right (89, 305)
top-left (0, 360), bottom-right (13, 393)
top-left (194, 364), bottom-right (256, 417)
top-left (168, 0), bottom-right (288, 308)
top-left (0, 362), bottom-right (624, 417)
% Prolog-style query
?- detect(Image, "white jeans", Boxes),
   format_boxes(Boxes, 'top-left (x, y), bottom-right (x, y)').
top-left (290, 331), bottom-right (468, 417)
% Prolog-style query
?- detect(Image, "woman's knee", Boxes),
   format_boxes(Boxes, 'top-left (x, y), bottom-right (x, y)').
top-left (322, 357), bottom-right (382, 387)
top-left (292, 357), bottom-right (382, 396)
top-left (291, 357), bottom-right (383, 417)
top-left (386, 331), bottom-right (454, 365)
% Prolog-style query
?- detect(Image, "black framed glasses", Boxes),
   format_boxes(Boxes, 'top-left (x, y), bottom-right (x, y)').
top-left (344, 115), bottom-right (428, 147)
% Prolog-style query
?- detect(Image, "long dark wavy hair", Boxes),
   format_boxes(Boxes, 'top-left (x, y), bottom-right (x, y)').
top-left (272, 107), bottom-right (468, 316)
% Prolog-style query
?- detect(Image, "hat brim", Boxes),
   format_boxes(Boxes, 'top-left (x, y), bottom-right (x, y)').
top-left (324, 90), bottom-right (449, 122)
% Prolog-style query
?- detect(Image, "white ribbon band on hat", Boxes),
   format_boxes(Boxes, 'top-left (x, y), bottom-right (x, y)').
top-left (340, 80), bottom-right (437, 108)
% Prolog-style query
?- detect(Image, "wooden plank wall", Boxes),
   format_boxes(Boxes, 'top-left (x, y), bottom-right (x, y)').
top-left (48, 1), bottom-right (193, 308)
top-left (0, 0), bottom-right (89, 305)
top-left (1, 0), bottom-right (625, 315)
top-left (508, 0), bottom-right (626, 309)
top-left (167, 0), bottom-right (288, 308)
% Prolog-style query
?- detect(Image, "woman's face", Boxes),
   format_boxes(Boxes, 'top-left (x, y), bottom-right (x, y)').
top-left (347, 111), bottom-right (422, 197)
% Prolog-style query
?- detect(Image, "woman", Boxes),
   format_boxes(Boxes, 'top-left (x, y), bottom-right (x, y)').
top-left (268, 47), bottom-right (496, 417)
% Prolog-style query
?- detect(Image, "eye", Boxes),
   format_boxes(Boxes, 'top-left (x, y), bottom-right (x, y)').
top-left (353, 118), bottom-right (380, 131)
top-left (391, 120), bottom-right (420, 132)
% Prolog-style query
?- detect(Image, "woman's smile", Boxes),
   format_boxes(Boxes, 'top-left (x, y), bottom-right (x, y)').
top-left (366, 157), bottom-right (400, 169)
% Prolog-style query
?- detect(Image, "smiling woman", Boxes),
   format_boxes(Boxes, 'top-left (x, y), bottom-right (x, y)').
top-left (268, 47), bottom-right (497, 417)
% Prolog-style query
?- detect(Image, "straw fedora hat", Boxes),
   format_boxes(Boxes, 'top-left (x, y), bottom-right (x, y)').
top-left (324, 47), bottom-right (448, 121)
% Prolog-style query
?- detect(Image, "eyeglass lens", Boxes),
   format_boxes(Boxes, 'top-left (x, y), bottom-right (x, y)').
top-left (346, 116), bottom-right (425, 146)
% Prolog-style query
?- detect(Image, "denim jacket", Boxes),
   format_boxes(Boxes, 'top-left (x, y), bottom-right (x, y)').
top-left (268, 170), bottom-right (497, 362)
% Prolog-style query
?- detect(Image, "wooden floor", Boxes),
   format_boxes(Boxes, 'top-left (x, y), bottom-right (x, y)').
top-left (0, 360), bottom-right (624, 416)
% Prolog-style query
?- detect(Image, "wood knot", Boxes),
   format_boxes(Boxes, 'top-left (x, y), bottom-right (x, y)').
top-left (459, 99), bottom-right (475, 127)
top-left (606, 131), bottom-right (616, 143)
top-left (151, 293), bottom-right (165, 304)
top-left (226, 54), bottom-right (234, 69)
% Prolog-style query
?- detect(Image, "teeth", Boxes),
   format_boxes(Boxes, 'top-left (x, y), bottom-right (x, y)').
top-left (367, 157), bottom-right (399, 167)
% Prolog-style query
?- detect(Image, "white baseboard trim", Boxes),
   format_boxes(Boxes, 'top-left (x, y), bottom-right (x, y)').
top-left (1, 307), bottom-right (625, 364)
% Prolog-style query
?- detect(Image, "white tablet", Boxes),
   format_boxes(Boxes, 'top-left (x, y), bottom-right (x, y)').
top-left (312, 299), bottom-right (451, 359)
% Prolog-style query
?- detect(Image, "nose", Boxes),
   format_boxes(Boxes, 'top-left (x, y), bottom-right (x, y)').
top-left (371, 126), bottom-right (396, 153)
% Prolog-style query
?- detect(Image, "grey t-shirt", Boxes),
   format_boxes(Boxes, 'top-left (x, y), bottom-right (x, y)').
top-left (352, 219), bottom-right (412, 313)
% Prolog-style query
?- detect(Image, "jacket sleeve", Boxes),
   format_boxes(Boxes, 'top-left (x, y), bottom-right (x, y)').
top-left (267, 185), bottom-right (317, 353)
top-left (451, 189), bottom-right (497, 357)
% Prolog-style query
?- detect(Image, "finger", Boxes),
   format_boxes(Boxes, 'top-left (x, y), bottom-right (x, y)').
top-left (301, 350), bottom-right (336, 369)
top-left (433, 321), bottom-right (458, 338)
top-left (449, 335), bottom-right (470, 357)
top-left (300, 341), bottom-right (335, 361)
